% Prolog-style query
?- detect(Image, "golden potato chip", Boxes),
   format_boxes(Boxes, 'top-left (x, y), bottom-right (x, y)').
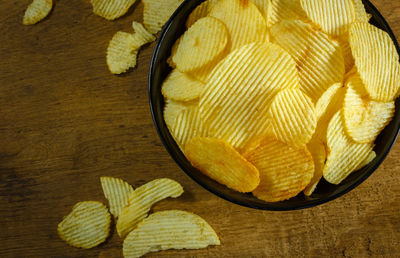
top-left (131, 21), bottom-right (156, 48)
top-left (167, 37), bottom-right (181, 68)
top-left (270, 20), bottom-right (345, 102)
top-left (107, 32), bottom-right (138, 74)
top-left (123, 210), bottom-right (220, 258)
top-left (338, 36), bottom-right (354, 73)
top-left (355, 150), bottom-right (376, 170)
top-left (267, 0), bottom-right (308, 27)
top-left (300, 0), bottom-right (355, 37)
top-left (90, 0), bottom-right (136, 20)
top-left (100, 176), bottom-right (134, 218)
top-left (57, 201), bottom-right (111, 249)
top-left (185, 137), bottom-right (260, 192)
top-left (344, 75), bottom-right (395, 143)
top-left (243, 137), bottom-right (314, 202)
top-left (163, 99), bottom-right (197, 132)
top-left (349, 22), bottom-right (400, 102)
top-left (186, 0), bottom-right (217, 28)
top-left (250, 0), bottom-right (270, 19)
top-left (172, 17), bottom-right (229, 72)
top-left (117, 178), bottom-right (183, 237)
top-left (323, 110), bottom-right (374, 184)
top-left (269, 88), bottom-right (316, 147)
top-left (188, 48), bottom-right (228, 83)
top-left (23, 0), bottom-right (52, 25)
top-left (143, 0), bottom-right (184, 34)
top-left (352, 0), bottom-right (370, 22)
top-left (200, 43), bottom-right (299, 151)
top-left (162, 70), bottom-right (204, 102)
top-left (304, 136), bottom-right (326, 196)
top-left (209, 0), bottom-right (268, 50)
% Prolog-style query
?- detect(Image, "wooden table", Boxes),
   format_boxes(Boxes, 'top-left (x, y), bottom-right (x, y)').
top-left (1, 0), bottom-right (400, 257)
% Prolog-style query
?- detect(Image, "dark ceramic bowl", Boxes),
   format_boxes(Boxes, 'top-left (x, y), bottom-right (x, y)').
top-left (149, 0), bottom-right (400, 210)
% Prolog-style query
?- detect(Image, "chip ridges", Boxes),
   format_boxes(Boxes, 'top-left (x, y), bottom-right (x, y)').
top-left (143, 0), bottom-right (184, 34)
top-left (267, 0), bottom-right (308, 27)
top-left (162, 70), bottom-right (204, 102)
top-left (100, 176), bottom-right (134, 218)
top-left (90, 0), bottom-right (136, 20)
top-left (123, 210), bottom-right (220, 258)
top-left (186, 0), bottom-right (217, 28)
top-left (352, 0), bottom-right (370, 22)
top-left (106, 31), bottom-right (138, 74)
top-left (57, 201), bottom-right (111, 249)
top-left (23, 0), bottom-right (53, 25)
top-left (304, 136), bottom-right (326, 196)
top-left (131, 21), bottom-right (156, 48)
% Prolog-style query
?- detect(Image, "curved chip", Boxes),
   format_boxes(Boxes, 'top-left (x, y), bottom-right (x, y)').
top-left (355, 150), bottom-right (376, 170)
top-left (117, 178), bottom-right (183, 237)
top-left (338, 36), bottom-right (354, 73)
top-left (23, 0), bottom-right (52, 25)
top-left (352, 0), bottom-right (370, 22)
top-left (185, 137), bottom-right (260, 193)
top-left (100, 176), bottom-right (134, 218)
top-left (209, 0), bottom-right (268, 50)
top-left (200, 42), bottom-right (299, 151)
top-left (123, 210), bottom-right (220, 258)
top-left (267, 0), bottom-right (308, 27)
top-left (143, 0), bottom-right (184, 34)
top-left (269, 88), bottom-right (316, 147)
top-left (163, 99), bottom-right (197, 132)
top-left (162, 70), bottom-right (204, 101)
top-left (244, 137), bottom-right (314, 202)
top-left (106, 31), bottom-right (138, 74)
top-left (57, 201), bottom-right (111, 249)
top-left (304, 136), bottom-right (326, 196)
top-left (270, 20), bottom-right (345, 102)
top-left (300, 0), bottom-right (355, 37)
top-left (90, 0), bottom-right (136, 20)
top-left (250, 0), bottom-right (270, 19)
top-left (344, 75), bottom-right (395, 143)
top-left (186, 0), bottom-right (217, 28)
top-left (131, 21), bottom-right (156, 48)
top-left (172, 17), bottom-right (229, 72)
top-left (349, 22), bottom-right (400, 102)
top-left (323, 110), bottom-right (374, 184)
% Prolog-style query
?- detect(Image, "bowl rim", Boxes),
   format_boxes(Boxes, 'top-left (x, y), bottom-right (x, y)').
top-left (149, 0), bottom-right (400, 211)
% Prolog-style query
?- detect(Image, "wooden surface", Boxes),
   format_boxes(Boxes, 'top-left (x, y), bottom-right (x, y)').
top-left (1, 0), bottom-right (400, 257)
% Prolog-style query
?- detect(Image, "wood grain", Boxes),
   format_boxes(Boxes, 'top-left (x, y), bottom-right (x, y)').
top-left (1, 0), bottom-right (400, 257)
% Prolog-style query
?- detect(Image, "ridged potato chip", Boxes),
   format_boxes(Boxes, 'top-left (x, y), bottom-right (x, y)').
top-left (162, 70), bottom-right (204, 101)
top-left (163, 99), bottom-right (197, 132)
top-left (90, 0), bottom-right (136, 20)
top-left (270, 20), bottom-right (345, 102)
top-left (107, 32), bottom-right (138, 74)
top-left (352, 0), bottom-right (370, 22)
top-left (304, 136), bottom-right (326, 196)
top-left (200, 43), bottom-right (299, 151)
top-left (131, 21), bottom-right (156, 48)
top-left (269, 88), bottom-right (316, 147)
top-left (209, 0), bottom-right (268, 50)
top-left (23, 0), bottom-right (52, 25)
top-left (250, 0), bottom-right (270, 19)
top-left (57, 201), bottom-right (111, 249)
top-left (338, 36), bottom-right (354, 73)
top-left (344, 75), bottom-right (395, 143)
top-left (186, 0), bottom-right (217, 28)
top-left (143, 0), bottom-right (184, 34)
top-left (267, 0), bottom-right (308, 27)
top-left (172, 17), bottom-right (229, 72)
top-left (123, 210), bottom-right (220, 258)
top-left (349, 22), bottom-right (400, 102)
top-left (117, 178), bottom-right (183, 237)
top-left (323, 110), bottom-right (374, 184)
top-left (355, 150), bottom-right (376, 170)
top-left (185, 137), bottom-right (260, 193)
top-left (244, 137), bottom-right (314, 202)
top-left (188, 48), bottom-right (228, 83)
top-left (300, 0), bottom-right (355, 37)
top-left (100, 176), bottom-right (134, 218)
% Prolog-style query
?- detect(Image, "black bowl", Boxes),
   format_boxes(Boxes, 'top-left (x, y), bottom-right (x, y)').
top-left (149, 0), bottom-right (400, 210)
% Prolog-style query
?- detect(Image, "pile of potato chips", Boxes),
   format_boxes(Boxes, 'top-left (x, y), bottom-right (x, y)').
top-left (57, 177), bottom-right (220, 257)
top-left (163, 0), bottom-right (400, 202)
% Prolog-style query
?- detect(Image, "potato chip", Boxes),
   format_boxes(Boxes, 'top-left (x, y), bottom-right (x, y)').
top-left (131, 21), bottom-right (156, 48)
top-left (355, 150), bottom-right (376, 170)
top-left (100, 176), bottom-right (134, 218)
top-left (57, 201), bottom-right (111, 249)
top-left (338, 36), bottom-right (354, 73)
top-left (186, 0), bottom-right (217, 28)
top-left (243, 137), bottom-right (314, 202)
top-left (269, 88), bottom-right (316, 147)
top-left (163, 99), bottom-right (197, 132)
top-left (352, 0), bottom-right (370, 22)
top-left (117, 178), bottom-right (183, 237)
top-left (167, 37), bottom-right (181, 68)
top-left (250, 0), bottom-right (270, 19)
top-left (188, 48), bottom-right (228, 83)
top-left (143, 0), bottom-right (184, 34)
top-left (304, 136), bottom-right (326, 196)
top-left (209, 0), bottom-right (268, 50)
top-left (162, 70), bottom-right (204, 102)
top-left (300, 0), bottom-right (355, 37)
top-left (172, 17), bottom-right (229, 72)
top-left (200, 43), bottom-right (299, 151)
top-left (349, 22), bottom-right (400, 102)
top-left (107, 32), bottom-right (138, 74)
top-left (23, 0), bottom-right (52, 25)
top-left (267, 0), bottom-right (308, 27)
top-left (185, 137), bottom-right (259, 192)
top-left (90, 0), bottom-right (136, 20)
top-left (323, 110), bottom-right (374, 184)
top-left (344, 75), bottom-right (395, 143)
top-left (123, 210), bottom-right (220, 258)
top-left (271, 20), bottom-right (345, 102)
